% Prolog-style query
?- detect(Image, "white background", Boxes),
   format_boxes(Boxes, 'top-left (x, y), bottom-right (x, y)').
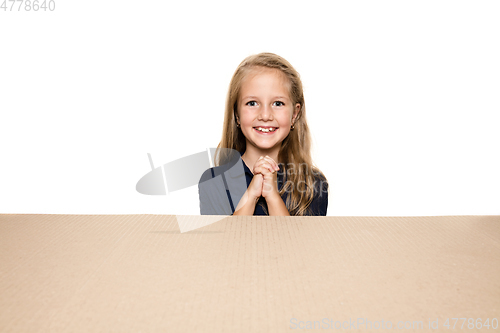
top-left (1, 0), bottom-right (499, 216)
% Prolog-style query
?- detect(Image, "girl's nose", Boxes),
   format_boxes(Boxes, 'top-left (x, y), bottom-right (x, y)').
top-left (259, 104), bottom-right (273, 120)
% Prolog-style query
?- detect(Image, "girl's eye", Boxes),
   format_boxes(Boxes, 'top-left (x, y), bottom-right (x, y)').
top-left (274, 101), bottom-right (285, 107)
top-left (246, 101), bottom-right (257, 107)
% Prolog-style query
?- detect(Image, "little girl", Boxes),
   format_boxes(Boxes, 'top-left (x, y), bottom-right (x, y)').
top-left (198, 52), bottom-right (329, 216)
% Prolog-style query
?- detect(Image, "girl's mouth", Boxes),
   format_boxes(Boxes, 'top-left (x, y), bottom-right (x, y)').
top-left (253, 126), bottom-right (278, 134)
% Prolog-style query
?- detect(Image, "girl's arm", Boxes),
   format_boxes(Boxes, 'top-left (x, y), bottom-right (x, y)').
top-left (265, 193), bottom-right (290, 216)
top-left (233, 173), bottom-right (263, 216)
top-left (232, 190), bottom-right (259, 215)
top-left (255, 156), bottom-right (291, 216)
top-left (308, 176), bottom-right (329, 216)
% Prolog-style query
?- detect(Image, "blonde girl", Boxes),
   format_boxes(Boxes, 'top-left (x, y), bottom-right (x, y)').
top-left (201, 52), bottom-right (328, 216)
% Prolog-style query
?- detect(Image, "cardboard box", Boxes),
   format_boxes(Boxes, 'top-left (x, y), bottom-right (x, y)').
top-left (0, 214), bottom-right (499, 332)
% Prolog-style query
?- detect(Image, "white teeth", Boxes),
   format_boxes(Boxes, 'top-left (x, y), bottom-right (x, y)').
top-left (256, 127), bottom-right (276, 132)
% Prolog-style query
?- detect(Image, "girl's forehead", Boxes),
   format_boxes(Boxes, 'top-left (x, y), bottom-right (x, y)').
top-left (240, 67), bottom-right (291, 94)
top-left (245, 66), bottom-right (287, 81)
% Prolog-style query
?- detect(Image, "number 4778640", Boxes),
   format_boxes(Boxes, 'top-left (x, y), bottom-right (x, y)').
top-left (1, 0), bottom-right (56, 11)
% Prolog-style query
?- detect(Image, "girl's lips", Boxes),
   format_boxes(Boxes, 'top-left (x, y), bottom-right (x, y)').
top-left (253, 127), bottom-right (278, 135)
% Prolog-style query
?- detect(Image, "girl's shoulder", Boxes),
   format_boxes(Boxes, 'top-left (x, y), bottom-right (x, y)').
top-left (309, 168), bottom-right (328, 195)
top-left (307, 166), bottom-right (327, 182)
top-left (199, 156), bottom-right (246, 184)
top-left (199, 163), bottom-right (230, 183)
top-left (312, 168), bottom-right (327, 181)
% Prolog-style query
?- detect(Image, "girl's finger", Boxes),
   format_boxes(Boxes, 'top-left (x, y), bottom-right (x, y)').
top-left (254, 164), bottom-right (274, 175)
top-left (256, 155), bottom-right (277, 170)
top-left (260, 160), bottom-right (276, 173)
top-left (263, 155), bottom-right (278, 170)
top-left (254, 158), bottom-right (270, 168)
top-left (258, 165), bottom-right (274, 174)
top-left (264, 156), bottom-right (279, 171)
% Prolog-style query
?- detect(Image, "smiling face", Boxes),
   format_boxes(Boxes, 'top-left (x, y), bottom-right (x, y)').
top-left (236, 67), bottom-right (300, 153)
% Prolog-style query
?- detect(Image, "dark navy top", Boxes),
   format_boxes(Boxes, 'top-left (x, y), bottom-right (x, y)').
top-left (198, 152), bottom-right (328, 216)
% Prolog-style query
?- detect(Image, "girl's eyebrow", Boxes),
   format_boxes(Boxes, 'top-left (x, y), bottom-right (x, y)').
top-left (242, 95), bottom-right (289, 100)
top-left (242, 96), bottom-right (259, 100)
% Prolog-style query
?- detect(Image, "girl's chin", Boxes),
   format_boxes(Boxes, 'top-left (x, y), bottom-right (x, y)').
top-left (248, 140), bottom-right (280, 151)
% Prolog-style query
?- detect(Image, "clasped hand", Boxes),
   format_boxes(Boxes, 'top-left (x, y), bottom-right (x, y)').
top-left (247, 155), bottom-right (280, 201)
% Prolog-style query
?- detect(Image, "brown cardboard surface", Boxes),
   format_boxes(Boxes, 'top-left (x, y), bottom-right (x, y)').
top-left (0, 214), bottom-right (499, 332)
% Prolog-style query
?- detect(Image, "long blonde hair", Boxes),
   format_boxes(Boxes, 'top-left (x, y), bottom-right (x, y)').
top-left (216, 52), bottom-right (328, 216)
